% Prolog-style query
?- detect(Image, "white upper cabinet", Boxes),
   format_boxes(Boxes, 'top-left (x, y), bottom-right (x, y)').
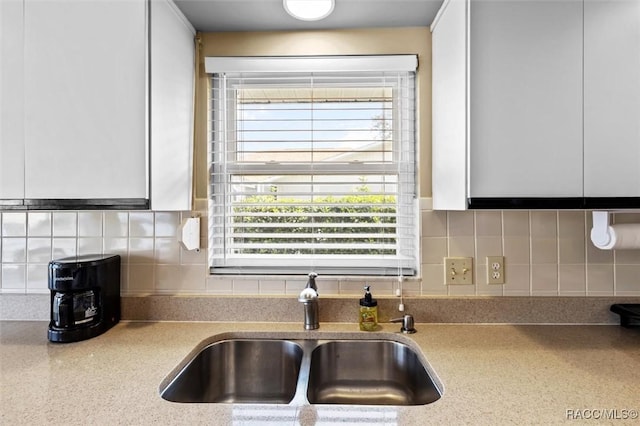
top-left (150, 0), bottom-right (195, 211)
top-left (584, 0), bottom-right (640, 198)
top-left (23, 0), bottom-right (148, 202)
top-left (433, 0), bottom-right (583, 210)
top-left (0, 0), bottom-right (25, 201)
top-left (0, 0), bottom-right (194, 210)
top-left (469, 0), bottom-right (583, 199)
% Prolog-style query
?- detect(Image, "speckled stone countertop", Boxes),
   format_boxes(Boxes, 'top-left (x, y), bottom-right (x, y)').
top-left (1, 321), bottom-right (639, 425)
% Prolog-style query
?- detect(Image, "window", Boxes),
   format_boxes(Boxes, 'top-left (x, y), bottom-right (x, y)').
top-left (207, 56), bottom-right (418, 276)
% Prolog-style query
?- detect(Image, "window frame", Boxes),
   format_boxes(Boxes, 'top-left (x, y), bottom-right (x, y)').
top-left (207, 56), bottom-right (419, 276)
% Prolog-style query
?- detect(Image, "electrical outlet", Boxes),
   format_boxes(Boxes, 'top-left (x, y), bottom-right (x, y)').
top-left (487, 256), bottom-right (505, 284)
top-left (444, 257), bottom-right (473, 285)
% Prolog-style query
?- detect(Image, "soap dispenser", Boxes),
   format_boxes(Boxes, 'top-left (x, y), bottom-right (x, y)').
top-left (359, 286), bottom-right (378, 331)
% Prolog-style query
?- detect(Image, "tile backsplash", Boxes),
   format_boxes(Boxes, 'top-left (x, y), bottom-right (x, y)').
top-left (1, 208), bottom-right (639, 297)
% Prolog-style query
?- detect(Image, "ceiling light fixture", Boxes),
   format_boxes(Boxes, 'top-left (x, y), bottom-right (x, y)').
top-left (283, 0), bottom-right (335, 21)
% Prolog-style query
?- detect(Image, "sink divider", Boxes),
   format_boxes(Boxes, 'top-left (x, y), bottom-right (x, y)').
top-left (289, 339), bottom-right (318, 406)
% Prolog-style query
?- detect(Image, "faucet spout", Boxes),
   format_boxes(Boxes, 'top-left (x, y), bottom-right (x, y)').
top-left (298, 272), bottom-right (319, 330)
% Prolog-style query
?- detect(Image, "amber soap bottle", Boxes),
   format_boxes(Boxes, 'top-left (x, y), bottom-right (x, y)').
top-left (359, 286), bottom-right (378, 331)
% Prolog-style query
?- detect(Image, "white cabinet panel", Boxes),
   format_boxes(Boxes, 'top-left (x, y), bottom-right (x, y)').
top-left (432, 0), bottom-right (584, 209)
top-left (432, 0), bottom-right (468, 210)
top-left (584, 0), bottom-right (640, 197)
top-left (469, 0), bottom-right (583, 198)
top-left (23, 0), bottom-right (148, 200)
top-left (150, 0), bottom-right (195, 211)
top-left (0, 0), bottom-right (25, 200)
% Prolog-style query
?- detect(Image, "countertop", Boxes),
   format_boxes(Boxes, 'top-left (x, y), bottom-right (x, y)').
top-left (1, 321), bottom-right (639, 425)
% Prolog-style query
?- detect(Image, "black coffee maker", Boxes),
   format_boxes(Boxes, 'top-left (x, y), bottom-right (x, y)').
top-left (48, 254), bottom-right (121, 343)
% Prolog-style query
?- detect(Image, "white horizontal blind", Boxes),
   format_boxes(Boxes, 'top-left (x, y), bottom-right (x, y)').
top-left (208, 57), bottom-right (417, 275)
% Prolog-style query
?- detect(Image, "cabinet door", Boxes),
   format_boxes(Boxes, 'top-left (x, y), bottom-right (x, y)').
top-left (0, 0), bottom-right (25, 200)
top-left (469, 0), bottom-right (583, 198)
top-left (23, 0), bottom-right (148, 201)
top-left (584, 0), bottom-right (640, 198)
top-left (150, 0), bottom-right (195, 211)
top-left (432, 0), bottom-right (468, 210)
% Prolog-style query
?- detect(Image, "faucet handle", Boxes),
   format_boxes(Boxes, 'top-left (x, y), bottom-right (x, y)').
top-left (390, 314), bottom-right (416, 334)
top-left (299, 272), bottom-right (319, 302)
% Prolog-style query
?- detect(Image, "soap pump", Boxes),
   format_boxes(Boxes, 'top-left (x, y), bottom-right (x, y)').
top-left (359, 286), bottom-right (378, 331)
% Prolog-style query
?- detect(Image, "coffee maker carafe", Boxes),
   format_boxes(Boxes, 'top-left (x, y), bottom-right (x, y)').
top-left (48, 254), bottom-right (121, 343)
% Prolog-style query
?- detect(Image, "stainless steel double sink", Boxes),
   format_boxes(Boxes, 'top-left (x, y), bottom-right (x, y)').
top-left (160, 335), bottom-right (442, 406)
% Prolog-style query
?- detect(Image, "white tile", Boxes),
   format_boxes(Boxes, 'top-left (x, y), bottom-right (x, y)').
top-left (475, 211), bottom-right (502, 237)
top-left (285, 277), bottom-right (307, 295)
top-left (27, 238), bottom-right (52, 263)
top-left (316, 278), bottom-right (339, 295)
top-left (503, 237), bottom-right (530, 264)
top-left (52, 212), bottom-right (77, 237)
top-left (503, 264), bottom-right (531, 296)
top-left (154, 238), bottom-right (180, 264)
top-left (155, 212), bottom-right (180, 237)
top-left (340, 280), bottom-right (364, 295)
top-left (119, 264), bottom-right (129, 294)
top-left (78, 212), bottom-right (103, 237)
top-left (614, 248), bottom-right (640, 265)
top-left (156, 265), bottom-right (206, 293)
top-left (558, 237), bottom-right (586, 264)
top-left (586, 264), bottom-right (614, 295)
top-left (2, 212), bottom-right (27, 237)
top-left (421, 210), bottom-right (447, 237)
top-left (27, 212), bottom-right (51, 237)
top-left (558, 211), bottom-right (585, 238)
top-left (52, 238), bottom-right (76, 259)
top-left (398, 278), bottom-right (421, 296)
top-left (421, 237), bottom-right (447, 264)
top-left (448, 211), bottom-right (474, 236)
top-left (259, 279), bottom-right (286, 295)
top-left (531, 265), bottom-right (558, 295)
top-left (530, 211), bottom-right (557, 238)
top-left (103, 238), bottom-right (128, 263)
top-left (420, 264), bottom-right (448, 296)
top-left (104, 212), bottom-right (129, 237)
top-left (448, 236), bottom-right (474, 257)
top-left (233, 279), bottom-right (260, 294)
top-left (129, 238), bottom-right (154, 264)
top-left (129, 212), bottom-right (154, 237)
top-left (207, 275), bottom-right (233, 294)
top-left (128, 264), bottom-right (155, 294)
top-left (614, 265), bottom-right (640, 294)
top-left (1, 264), bottom-right (26, 290)
top-left (503, 211), bottom-right (529, 237)
top-left (27, 264), bottom-right (48, 291)
top-left (447, 282), bottom-right (476, 296)
top-left (77, 238), bottom-right (103, 256)
top-left (2, 238), bottom-right (26, 263)
top-left (558, 264), bottom-right (586, 295)
top-left (531, 238), bottom-right (558, 264)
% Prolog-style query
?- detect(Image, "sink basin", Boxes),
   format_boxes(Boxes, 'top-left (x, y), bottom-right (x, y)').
top-left (160, 339), bottom-right (304, 403)
top-left (160, 335), bottom-right (442, 406)
top-left (307, 340), bottom-right (441, 405)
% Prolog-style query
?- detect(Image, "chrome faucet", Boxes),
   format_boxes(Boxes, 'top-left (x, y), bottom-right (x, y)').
top-left (298, 272), bottom-right (319, 330)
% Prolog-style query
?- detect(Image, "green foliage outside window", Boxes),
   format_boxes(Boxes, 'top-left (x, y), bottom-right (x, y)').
top-left (233, 193), bottom-right (397, 255)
